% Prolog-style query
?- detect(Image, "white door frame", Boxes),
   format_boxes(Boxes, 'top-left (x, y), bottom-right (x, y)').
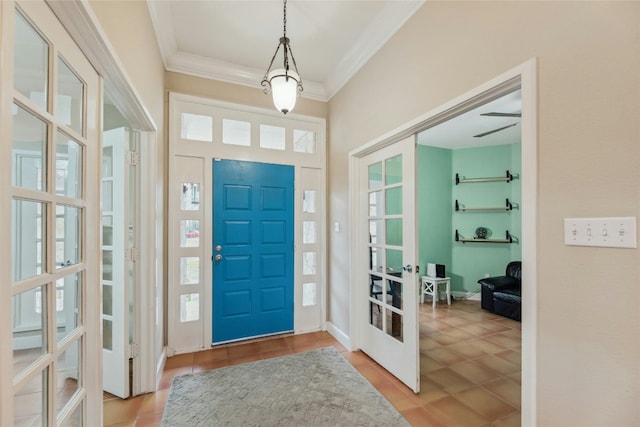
top-left (349, 59), bottom-right (537, 425)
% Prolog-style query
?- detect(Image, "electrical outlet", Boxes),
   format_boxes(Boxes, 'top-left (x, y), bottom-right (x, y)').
top-left (564, 217), bottom-right (636, 248)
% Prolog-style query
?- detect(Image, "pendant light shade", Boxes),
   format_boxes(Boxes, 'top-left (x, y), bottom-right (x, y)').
top-left (261, 0), bottom-right (303, 115)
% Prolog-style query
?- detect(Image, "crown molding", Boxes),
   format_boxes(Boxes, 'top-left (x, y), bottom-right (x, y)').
top-left (166, 51), bottom-right (327, 101)
top-left (146, 0), bottom-right (177, 69)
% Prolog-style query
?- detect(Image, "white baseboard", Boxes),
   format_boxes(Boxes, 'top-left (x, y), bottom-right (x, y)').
top-left (326, 322), bottom-right (351, 350)
top-left (452, 291), bottom-right (481, 301)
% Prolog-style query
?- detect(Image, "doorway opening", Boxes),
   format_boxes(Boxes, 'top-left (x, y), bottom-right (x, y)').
top-left (350, 59), bottom-right (537, 425)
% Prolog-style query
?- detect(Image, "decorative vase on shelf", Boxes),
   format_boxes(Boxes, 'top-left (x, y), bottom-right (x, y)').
top-left (475, 226), bottom-right (488, 239)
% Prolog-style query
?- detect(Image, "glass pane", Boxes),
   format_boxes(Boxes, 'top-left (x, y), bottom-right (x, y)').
top-left (222, 119), bottom-right (251, 146)
top-left (259, 124), bottom-right (285, 150)
top-left (181, 113), bottom-right (212, 142)
top-left (56, 274), bottom-right (81, 343)
top-left (386, 248), bottom-right (403, 275)
top-left (180, 257), bottom-right (199, 285)
top-left (303, 221), bottom-right (316, 244)
top-left (12, 199), bottom-right (45, 281)
top-left (386, 310), bottom-right (403, 342)
top-left (369, 274), bottom-right (383, 299)
top-left (369, 302), bottom-right (382, 330)
top-left (370, 247), bottom-right (382, 272)
top-left (302, 190), bottom-right (316, 213)
top-left (385, 155), bottom-right (402, 185)
top-left (302, 283), bottom-right (317, 306)
top-left (12, 104), bottom-right (47, 191)
top-left (181, 182), bottom-right (200, 211)
top-left (102, 146), bottom-right (113, 177)
top-left (180, 220), bottom-right (200, 247)
top-left (14, 11), bottom-right (48, 111)
top-left (385, 187), bottom-right (402, 215)
top-left (56, 132), bottom-right (83, 198)
top-left (369, 191), bottom-right (382, 217)
top-left (102, 180), bottom-right (113, 212)
top-left (293, 129), bottom-right (316, 153)
top-left (369, 219), bottom-right (383, 244)
top-left (13, 368), bottom-right (47, 427)
top-left (56, 205), bottom-right (81, 269)
top-left (368, 162), bottom-right (382, 190)
top-left (103, 284), bottom-right (113, 317)
top-left (103, 319), bottom-right (112, 350)
top-left (303, 252), bottom-right (316, 275)
top-left (389, 278), bottom-right (403, 310)
top-left (102, 250), bottom-right (113, 281)
top-left (180, 293), bottom-right (200, 322)
top-left (57, 57), bottom-right (84, 133)
top-left (12, 286), bottom-right (47, 379)
top-left (102, 216), bottom-right (113, 246)
top-left (56, 339), bottom-right (81, 416)
top-left (386, 219), bottom-right (402, 246)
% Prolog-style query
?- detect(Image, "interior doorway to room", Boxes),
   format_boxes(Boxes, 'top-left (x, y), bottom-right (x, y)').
top-left (352, 62), bottom-right (536, 424)
top-left (211, 159), bottom-right (295, 344)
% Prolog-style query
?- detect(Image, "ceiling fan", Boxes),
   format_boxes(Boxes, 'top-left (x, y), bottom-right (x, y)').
top-left (473, 111), bottom-right (521, 138)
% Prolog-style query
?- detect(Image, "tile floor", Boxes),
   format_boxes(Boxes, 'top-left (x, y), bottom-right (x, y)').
top-left (104, 299), bottom-right (521, 427)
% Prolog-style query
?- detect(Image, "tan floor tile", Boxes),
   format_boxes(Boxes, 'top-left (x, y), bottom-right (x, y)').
top-left (340, 351), bottom-right (372, 367)
top-left (447, 341), bottom-right (490, 359)
top-left (257, 337), bottom-right (289, 352)
top-left (473, 354), bottom-right (520, 376)
top-left (192, 358), bottom-right (230, 373)
top-left (424, 395), bottom-right (489, 427)
top-left (495, 349), bottom-right (521, 366)
top-left (260, 347), bottom-right (294, 359)
top-left (192, 347), bottom-right (227, 364)
top-left (163, 353), bottom-right (193, 369)
top-left (138, 388), bottom-right (169, 416)
top-left (426, 347), bottom-right (466, 366)
top-left (484, 377), bottom-right (522, 409)
top-left (414, 377), bottom-right (450, 404)
top-left (401, 405), bottom-right (447, 427)
top-left (356, 363), bottom-right (389, 387)
top-left (428, 367), bottom-right (475, 394)
top-left (467, 337), bottom-right (508, 354)
top-left (494, 411), bottom-right (522, 427)
top-left (227, 353), bottom-right (262, 366)
top-left (420, 354), bottom-right (445, 373)
top-left (453, 386), bottom-right (517, 421)
top-left (226, 342), bottom-right (261, 358)
top-left (485, 332), bottom-right (521, 349)
top-left (450, 360), bottom-right (500, 385)
top-left (134, 412), bottom-right (163, 427)
top-left (103, 395), bottom-right (145, 426)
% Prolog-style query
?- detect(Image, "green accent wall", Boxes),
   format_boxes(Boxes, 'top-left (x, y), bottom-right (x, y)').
top-left (418, 143), bottom-right (521, 295)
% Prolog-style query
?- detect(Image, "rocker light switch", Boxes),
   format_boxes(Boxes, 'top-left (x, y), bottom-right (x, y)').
top-left (564, 217), bottom-right (636, 248)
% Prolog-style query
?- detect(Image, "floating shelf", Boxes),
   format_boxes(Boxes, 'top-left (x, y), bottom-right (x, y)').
top-left (455, 198), bottom-right (513, 212)
top-left (455, 229), bottom-right (513, 244)
top-left (455, 170), bottom-right (514, 185)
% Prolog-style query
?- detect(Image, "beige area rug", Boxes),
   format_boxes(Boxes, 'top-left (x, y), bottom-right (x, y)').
top-left (161, 347), bottom-right (410, 426)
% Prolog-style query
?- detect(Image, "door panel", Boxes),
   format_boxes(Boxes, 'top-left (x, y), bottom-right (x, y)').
top-left (213, 160), bottom-right (294, 344)
top-left (359, 136), bottom-right (419, 392)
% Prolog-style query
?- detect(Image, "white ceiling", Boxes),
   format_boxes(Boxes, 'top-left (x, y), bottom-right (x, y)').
top-left (146, 0), bottom-right (521, 148)
top-left (147, 0), bottom-right (425, 101)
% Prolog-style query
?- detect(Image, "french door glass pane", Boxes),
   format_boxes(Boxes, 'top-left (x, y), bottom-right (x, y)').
top-left (103, 319), bottom-right (113, 350)
top-left (56, 132), bottom-right (83, 198)
top-left (386, 218), bottom-right (402, 246)
top-left (57, 57), bottom-right (84, 134)
top-left (302, 221), bottom-right (316, 244)
top-left (180, 293), bottom-right (200, 322)
top-left (368, 219), bottom-right (383, 244)
top-left (13, 368), bottom-right (47, 427)
top-left (12, 104), bottom-right (47, 192)
top-left (303, 252), bottom-right (316, 275)
top-left (386, 310), bottom-right (403, 342)
top-left (222, 119), bottom-right (251, 146)
top-left (61, 403), bottom-right (82, 427)
top-left (12, 199), bottom-right (45, 281)
top-left (369, 191), bottom-right (382, 216)
top-left (369, 301), bottom-right (382, 330)
top-left (385, 155), bottom-right (402, 185)
top-left (385, 187), bottom-right (402, 215)
top-left (56, 205), bottom-right (81, 269)
top-left (56, 339), bottom-right (81, 416)
top-left (180, 257), bottom-right (199, 285)
top-left (12, 286), bottom-right (47, 379)
top-left (386, 248), bottom-right (403, 274)
top-left (368, 162), bottom-right (382, 190)
top-left (14, 11), bottom-right (48, 111)
top-left (302, 190), bottom-right (316, 213)
top-left (56, 273), bottom-right (81, 343)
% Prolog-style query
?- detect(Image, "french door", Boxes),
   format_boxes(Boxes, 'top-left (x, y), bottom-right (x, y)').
top-left (358, 136), bottom-right (420, 392)
top-left (2, 0), bottom-right (103, 425)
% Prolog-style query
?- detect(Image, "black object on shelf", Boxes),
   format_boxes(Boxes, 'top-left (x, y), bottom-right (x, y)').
top-left (455, 229), bottom-right (513, 244)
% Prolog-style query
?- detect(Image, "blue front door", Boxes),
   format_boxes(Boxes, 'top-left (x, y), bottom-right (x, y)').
top-left (212, 159), bottom-right (294, 343)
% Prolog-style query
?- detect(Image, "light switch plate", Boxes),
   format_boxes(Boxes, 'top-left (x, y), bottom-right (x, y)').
top-left (564, 217), bottom-right (637, 248)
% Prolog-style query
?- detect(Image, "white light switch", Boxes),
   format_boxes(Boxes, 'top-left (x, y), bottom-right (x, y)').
top-left (564, 217), bottom-right (636, 248)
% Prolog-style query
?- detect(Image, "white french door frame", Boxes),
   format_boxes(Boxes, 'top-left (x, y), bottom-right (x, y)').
top-left (349, 59), bottom-right (537, 424)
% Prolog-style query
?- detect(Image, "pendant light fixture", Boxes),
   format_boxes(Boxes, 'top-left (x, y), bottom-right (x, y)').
top-left (261, 0), bottom-right (303, 115)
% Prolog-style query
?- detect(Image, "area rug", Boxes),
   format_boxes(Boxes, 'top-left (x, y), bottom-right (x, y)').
top-left (161, 347), bottom-right (410, 426)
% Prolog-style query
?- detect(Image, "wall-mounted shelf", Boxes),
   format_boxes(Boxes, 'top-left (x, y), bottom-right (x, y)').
top-left (455, 229), bottom-right (513, 244)
top-left (455, 198), bottom-right (513, 212)
top-left (455, 170), bottom-right (513, 185)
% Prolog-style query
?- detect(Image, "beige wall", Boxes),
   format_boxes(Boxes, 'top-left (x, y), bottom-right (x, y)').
top-left (165, 71), bottom-right (328, 119)
top-left (328, 1), bottom-right (639, 425)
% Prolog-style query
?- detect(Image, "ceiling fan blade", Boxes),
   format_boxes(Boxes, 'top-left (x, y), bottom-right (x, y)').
top-left (473, 123), bottom-right (518, 138)
top-left (480, 112), bottom-right (522, 118)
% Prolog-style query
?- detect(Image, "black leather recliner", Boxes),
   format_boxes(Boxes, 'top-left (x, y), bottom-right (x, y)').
top-left (478, 261), bottom-right (521, 321)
